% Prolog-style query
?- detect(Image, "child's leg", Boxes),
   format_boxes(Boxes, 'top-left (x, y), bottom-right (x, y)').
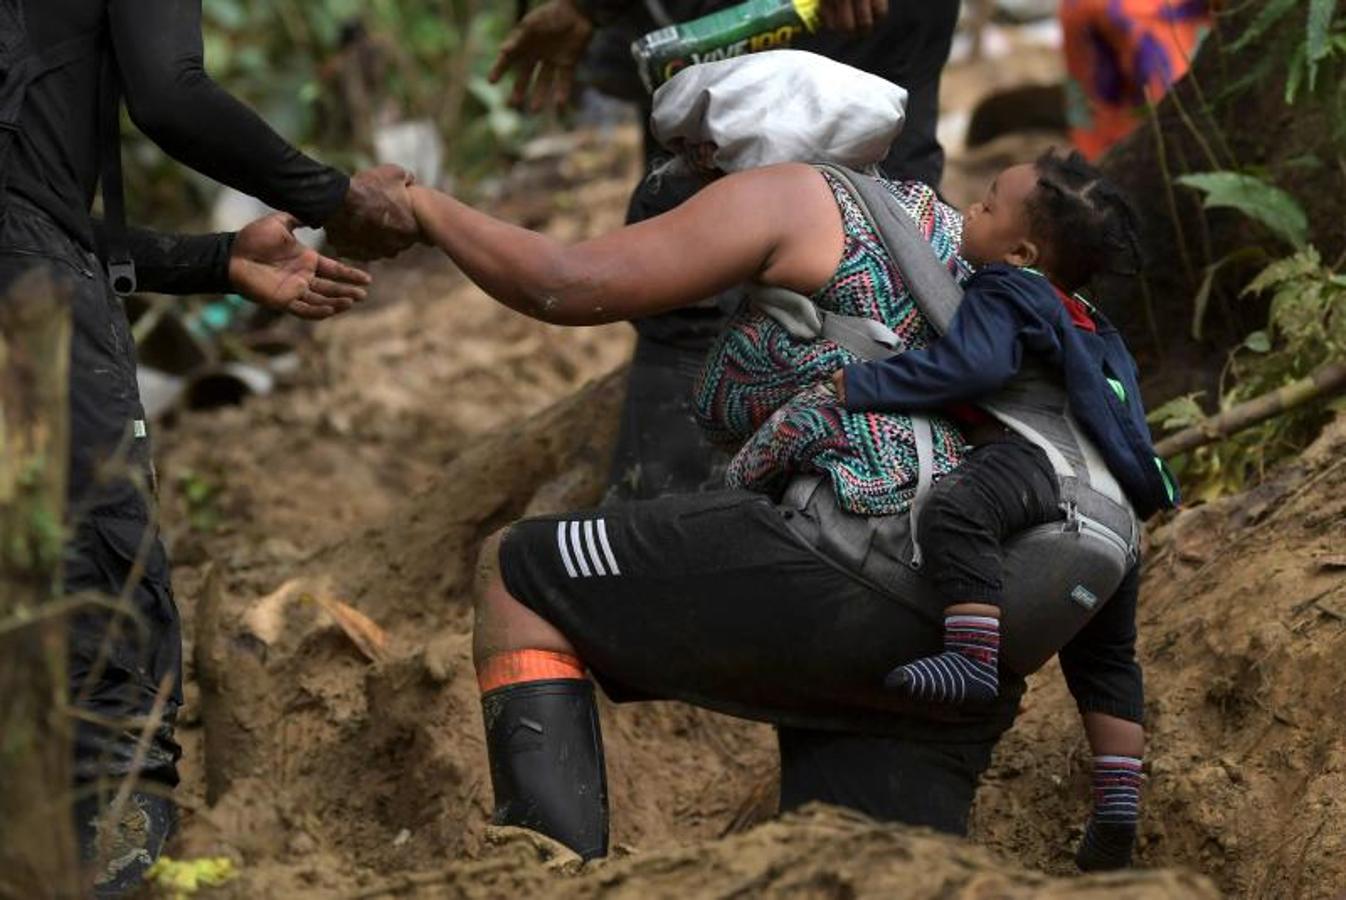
top-left (887, 437), bottom-right (1061, 704)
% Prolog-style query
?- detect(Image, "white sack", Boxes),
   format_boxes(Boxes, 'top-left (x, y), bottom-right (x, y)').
top-left (650, 49), bottom-right (907, 173)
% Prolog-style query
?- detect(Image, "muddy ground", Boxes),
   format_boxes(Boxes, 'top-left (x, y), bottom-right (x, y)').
top-left (146, 37), bottom-right (1346, 900)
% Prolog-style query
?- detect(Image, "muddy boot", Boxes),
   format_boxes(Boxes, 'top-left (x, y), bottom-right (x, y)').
top-left (74, 785), bottom-right (177, 898)
top-left (482, 679), bottom-right (609, 860)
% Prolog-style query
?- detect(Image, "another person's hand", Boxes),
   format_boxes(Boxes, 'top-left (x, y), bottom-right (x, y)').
top-left (324, 164), bottom-right (419, 261)
top-left (489, 0), bottom-right (595, 113)
top-left (818, 0), bottom-right (888, 33)
top-left (229, 213), bottom-right (372, 320)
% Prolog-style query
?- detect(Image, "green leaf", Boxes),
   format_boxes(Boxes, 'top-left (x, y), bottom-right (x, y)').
top-left (1147, 394), bottom-right (1208, 433)
top-left (1215, 50), bottom-right (1279, 103)
top-left (1286, 42), bottom-right (1308, 103)
top-left (1230, 0), bottom-right (1301, 52)
top-left (1243, 330), bottom-right (1272, 353)
top-left (1243, 247), bottom-right (1323, 296)
top-left (1307, 0), bottom-right (1339, 63)
top-left (1191, 263), bottom-right (1218, 341)
top-left (1176, 172), bottom-right (1309, 249)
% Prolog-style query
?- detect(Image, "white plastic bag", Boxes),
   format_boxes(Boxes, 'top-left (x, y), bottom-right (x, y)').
top-left (650, 49), bottom-right (907, 173)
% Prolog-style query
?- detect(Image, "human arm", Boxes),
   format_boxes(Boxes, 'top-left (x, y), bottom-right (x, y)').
top-left (1059, 563), bottom-right (1146, 871)
top-left (97, 216), bottom-right (371, 320)
top-left (837, 283), bottom-right (1037, 413)
top-left (409, 163), bottom-right (844, 325)
top-left (818, 0), bottom-right (890, 33)
top-left (108, 1), bottom-right (417, 258)
top-left (95, 223), bottom-right (235, 296)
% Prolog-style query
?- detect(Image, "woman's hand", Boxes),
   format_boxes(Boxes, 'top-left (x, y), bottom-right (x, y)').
top-left (831, 369), bottom-right (848, 405)
top-left (229, 213), bottom-right (372, 320)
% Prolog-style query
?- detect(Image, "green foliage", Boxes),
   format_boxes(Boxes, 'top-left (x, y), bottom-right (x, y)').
top-left (1228, 0), bottom-right (1301, 52)
top-left (1147, 393), bottom-right (1207, 433)
top-left (1156, 248), bottom-right (1346, 500)
top-left (1175, 172), bottom-right (1309, 249)
top-left (1242, 247), bottom-right (1346, 358)
top-left (176, 470), bottom-right (222, 534)
top-left (1148, 2), bottom-right (1346, 500)
top-left (125, 0), bottom-right (525, 227)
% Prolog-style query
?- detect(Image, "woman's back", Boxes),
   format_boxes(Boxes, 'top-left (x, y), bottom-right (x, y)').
top-left (694, 171), bottom-right (970, 515)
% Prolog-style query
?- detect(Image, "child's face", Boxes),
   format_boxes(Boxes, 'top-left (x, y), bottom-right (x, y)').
top-left (961, 163), bottom-right (1042, 269)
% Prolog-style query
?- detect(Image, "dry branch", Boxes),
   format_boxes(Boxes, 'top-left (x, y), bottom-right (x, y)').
top-left (1156, 361), bottom-right (1346, 458)
top-left (0, 270), bottom-right (81, 897)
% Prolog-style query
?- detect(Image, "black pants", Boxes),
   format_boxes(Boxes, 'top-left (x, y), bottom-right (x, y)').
top-left (778, 729), bottom-right (994, 836)
top-left (501, 489), bottom-right (1020, 834)
top-left (0, 194), bottom-right (181, 789)
top-left (918, 435), bottom-right (1062, 608)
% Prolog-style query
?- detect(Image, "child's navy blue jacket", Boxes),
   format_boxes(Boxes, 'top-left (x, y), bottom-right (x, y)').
top-left (841, 264), bottom-right (1178, 520)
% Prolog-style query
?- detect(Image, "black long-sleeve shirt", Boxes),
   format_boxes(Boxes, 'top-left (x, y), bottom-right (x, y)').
top-left (10, 0), bottom-right (348, 267)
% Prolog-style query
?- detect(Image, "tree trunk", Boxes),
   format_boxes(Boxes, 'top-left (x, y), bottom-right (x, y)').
top-left (1096, 4), bottom-right (1346, 400)
top-left (0, 270), bottom-right (81, 898)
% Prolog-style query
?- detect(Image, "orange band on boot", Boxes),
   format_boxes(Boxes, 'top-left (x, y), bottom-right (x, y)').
top-left (477, 649), bottom-right (586, 694)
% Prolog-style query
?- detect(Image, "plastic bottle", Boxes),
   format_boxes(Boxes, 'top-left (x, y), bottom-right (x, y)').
top-left (631, 0), bottom-right (821, 92)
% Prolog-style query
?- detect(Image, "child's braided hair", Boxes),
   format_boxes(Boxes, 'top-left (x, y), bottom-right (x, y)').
top-left (1025, 149), bottom-right (1144, 293)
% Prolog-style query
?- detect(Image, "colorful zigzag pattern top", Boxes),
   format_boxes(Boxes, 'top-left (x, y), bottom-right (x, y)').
top-left (692, 170), bottom-right (971, 516)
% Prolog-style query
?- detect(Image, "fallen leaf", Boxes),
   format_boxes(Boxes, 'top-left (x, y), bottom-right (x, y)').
top-left (305, 593), bottom-right (388, 663)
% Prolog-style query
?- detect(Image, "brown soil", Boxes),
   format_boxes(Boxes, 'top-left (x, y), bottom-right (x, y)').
top-left (146, 51), bottom-right (1346, 900)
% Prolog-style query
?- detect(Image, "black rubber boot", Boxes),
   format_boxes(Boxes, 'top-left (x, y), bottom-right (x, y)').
top-left (482, 678), bottom-right (609, 860)
top-left (74, 785), bottom-right (177, 898)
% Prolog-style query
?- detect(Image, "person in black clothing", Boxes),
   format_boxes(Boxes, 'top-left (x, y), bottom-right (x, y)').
top-left (1, 0), bottom-right (416, 893)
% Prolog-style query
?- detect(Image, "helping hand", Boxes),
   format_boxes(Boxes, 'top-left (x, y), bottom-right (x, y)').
top-left (818, 0), bottom-right (888, 34)
top-left (488, 0), bottom-right (594, 113)
top-left (324, 164), bottom-right (420, 261)
top-left (229, 213), bottom-right (372, 321)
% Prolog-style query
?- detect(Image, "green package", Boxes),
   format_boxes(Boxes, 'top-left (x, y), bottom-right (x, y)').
top-left (632, 0), bottom-right (821, 92)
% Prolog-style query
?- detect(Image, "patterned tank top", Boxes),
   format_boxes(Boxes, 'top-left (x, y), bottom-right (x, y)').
top-left (692, 170), bottom-right (970, 516)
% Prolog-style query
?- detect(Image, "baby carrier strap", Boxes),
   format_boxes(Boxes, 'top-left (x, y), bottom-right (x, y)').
top-left (763, 164), bottom-right (1140, 675)
top-left (754, 164), bottom-right (1138, 544)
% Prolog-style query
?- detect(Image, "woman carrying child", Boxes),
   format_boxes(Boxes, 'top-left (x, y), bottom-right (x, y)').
top-left (404, 52), bottom-right (1168, 871)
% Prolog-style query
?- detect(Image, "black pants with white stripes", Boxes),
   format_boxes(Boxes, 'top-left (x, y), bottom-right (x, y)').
top-left (500, 489), bottom-right (1020, 835)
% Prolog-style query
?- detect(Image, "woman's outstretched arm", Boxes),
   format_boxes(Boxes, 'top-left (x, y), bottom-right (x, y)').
top-left (410, 163), bottom-right (844, 326)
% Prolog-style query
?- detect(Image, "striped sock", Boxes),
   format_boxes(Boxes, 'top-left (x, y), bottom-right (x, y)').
top-left (1076, 754), bottom-right (1142, 871)
top-left (477, 649), bottom-right (586, 694)
top-left (885, 614), bottom-right (1000, 704)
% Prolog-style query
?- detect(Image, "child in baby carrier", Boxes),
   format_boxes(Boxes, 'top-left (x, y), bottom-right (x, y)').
top-left (833, 148), bottom-right (1178, 708)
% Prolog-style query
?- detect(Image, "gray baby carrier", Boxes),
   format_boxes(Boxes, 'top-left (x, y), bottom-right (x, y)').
top-left (762, 165), bottom-right (1141, 676)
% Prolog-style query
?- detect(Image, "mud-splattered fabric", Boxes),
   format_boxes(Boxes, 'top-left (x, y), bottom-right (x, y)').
top-left (1061, 0), bottom-right (1212, 161)
top-left (693, 170), bottom-right (969, 516)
